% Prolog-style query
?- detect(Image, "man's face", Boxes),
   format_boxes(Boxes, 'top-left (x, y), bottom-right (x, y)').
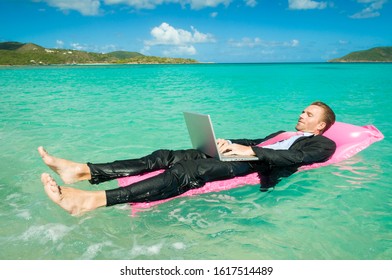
top-left (295, 105), bottom-right (326, 135)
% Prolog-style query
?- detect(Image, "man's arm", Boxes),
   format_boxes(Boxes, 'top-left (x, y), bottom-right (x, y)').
top-left (216, 131), bottom-right (285, 155)
top-left (218, 135), bottom-right (336, 167)
top-left (217, 141), bottom-right (257, 156)
top-left (251, 135), bottom-right (336, 167)
top-left (229, 131), bottom-right (285, 146)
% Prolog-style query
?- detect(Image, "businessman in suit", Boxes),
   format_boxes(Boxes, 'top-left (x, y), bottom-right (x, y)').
top-left (39, 101), bottom-right (336, 215)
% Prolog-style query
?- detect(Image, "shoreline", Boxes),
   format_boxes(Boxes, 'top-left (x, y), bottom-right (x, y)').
top-left (1, 61), bottom-right (392, 68)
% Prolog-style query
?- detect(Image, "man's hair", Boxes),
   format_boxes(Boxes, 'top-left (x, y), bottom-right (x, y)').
top-left (311, 101), bottom-right (336, 134)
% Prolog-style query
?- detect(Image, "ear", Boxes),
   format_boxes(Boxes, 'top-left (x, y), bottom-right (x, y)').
top-left (317, 121), bottom-right (326, 133)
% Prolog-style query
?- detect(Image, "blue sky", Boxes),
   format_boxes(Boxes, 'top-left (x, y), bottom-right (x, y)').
top-left (0, 0), bottom-right (391, 62)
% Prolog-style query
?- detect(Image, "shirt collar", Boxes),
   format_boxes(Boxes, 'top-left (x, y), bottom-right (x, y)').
top-left (302, 132), bottom-right (313, 137)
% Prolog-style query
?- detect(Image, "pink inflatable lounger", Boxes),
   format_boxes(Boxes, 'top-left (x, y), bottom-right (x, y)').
top-left (118, 121), bottom-right (384, 211)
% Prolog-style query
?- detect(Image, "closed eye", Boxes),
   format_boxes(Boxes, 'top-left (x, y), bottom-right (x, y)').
top-left (302, 110), bottom-right (313, 117)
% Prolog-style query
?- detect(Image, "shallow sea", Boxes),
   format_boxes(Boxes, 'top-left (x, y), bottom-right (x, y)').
top-left (0, 63), bottom-right (391, 260)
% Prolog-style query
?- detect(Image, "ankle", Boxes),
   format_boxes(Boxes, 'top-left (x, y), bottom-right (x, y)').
top-left (76, 164), bottom-right (92, 181)
top-left (84, 191), bottom-right (107, 211)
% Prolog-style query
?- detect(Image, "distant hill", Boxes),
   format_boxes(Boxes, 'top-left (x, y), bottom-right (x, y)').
top-left (108, 51), bottom-right (143, 60)
top-left (0, 41), bottom-right (26, 50)
top-left (0, 42), bottom-right (198, 65)
top-left (329, 47), bottom-right (392, 62)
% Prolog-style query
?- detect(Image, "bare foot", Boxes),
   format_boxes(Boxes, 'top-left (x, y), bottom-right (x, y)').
top-left (38, 146), bottom-right (91, 184)
top-left (41, 173), bottom-right (106, 216)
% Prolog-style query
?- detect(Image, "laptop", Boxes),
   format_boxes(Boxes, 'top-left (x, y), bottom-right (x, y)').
top-left (183, 111), bottom-right (258, 161)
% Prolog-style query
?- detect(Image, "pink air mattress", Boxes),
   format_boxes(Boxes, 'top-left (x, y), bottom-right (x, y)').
top-left (118, 122), bottom-right (384, 211)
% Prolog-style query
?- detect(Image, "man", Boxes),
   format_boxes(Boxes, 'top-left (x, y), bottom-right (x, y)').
top-left (39, 101), bottom-right (336, 216)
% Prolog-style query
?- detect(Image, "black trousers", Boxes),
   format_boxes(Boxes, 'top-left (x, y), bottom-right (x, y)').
top-left (87, 149), bottom-right (256, 206)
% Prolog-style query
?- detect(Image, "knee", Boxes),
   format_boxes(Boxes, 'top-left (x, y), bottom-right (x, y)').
top-left (150, 149), bottom-right (172, 158)
top-left (140, 149), bottom-right (174, 168)
top-left (166, 162), bottom-right (204, 191)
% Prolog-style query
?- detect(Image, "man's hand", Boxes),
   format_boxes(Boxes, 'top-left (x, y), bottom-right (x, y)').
top-left (216, 139), bottom-right (256, 156)
top-left (216, 138), bottom-right (231, 153)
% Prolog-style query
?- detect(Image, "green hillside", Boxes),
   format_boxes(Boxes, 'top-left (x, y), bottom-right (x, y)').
top-left (108, 51), bottom-right (143, 59)
top-left (329, 47), bottom-right (392, 62)
top-left (0, 42), bottom-right (198, 65)
top-left (0, 41), bottom-right (26, 50)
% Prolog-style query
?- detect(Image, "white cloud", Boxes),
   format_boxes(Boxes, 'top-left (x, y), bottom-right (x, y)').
top-left (163, 45), bottom-right (197, 56)
top-left (56, 40), bottom-right (64, 48)
top-left (103, 0), bottom-right (164, 9)
top-left (68, 42), bottom-right (118, 53)
top-left (210, 12), bottom-right (218, 17)
top-left (144, 22), bottom-right (215, 55)
top-left (288, 0), bottom-right (327, 10)
top-left (37, 0), bottom-right (101, 16)
top-left (229, 37), bottom-right (300, 48)
top-left (186, 0), bottom-right (232, 9)
top-left (244, 0), bottom-right (257, 7)
top-left (229, 37), bottom-right (262, 48)
top-left (338, 40), bottom-right (349, 45)
top-left (100, 44), bottom-right (118, 52)
top-left (38, 0), bottom-right (235, 16)
top-left (350, 0), bottom-right (387, 19)
top-left (104, 0), bottom-right (232, 10)
top-left (36, 0), bottom-right (257, 15)
top-left (70, 42), bottom-right (89, 51)
top-left (147, 23), bottom-right (215, 45)
top-left (288, 39), bottom-right (299, 47)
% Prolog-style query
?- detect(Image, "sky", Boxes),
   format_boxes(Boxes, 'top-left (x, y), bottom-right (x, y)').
top-left (0, 0), bottom-right (391, 62)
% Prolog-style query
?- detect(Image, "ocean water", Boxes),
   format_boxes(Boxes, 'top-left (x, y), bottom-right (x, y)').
top-left (0, 63), bottom-right (391, 260)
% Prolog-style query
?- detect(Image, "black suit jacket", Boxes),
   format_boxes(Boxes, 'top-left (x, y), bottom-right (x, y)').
top-left (231, 131), bottom-right (336, 188)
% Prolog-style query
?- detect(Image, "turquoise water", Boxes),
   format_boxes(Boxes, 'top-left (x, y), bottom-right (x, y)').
top-left (0, 63), bottom-right (391, 260)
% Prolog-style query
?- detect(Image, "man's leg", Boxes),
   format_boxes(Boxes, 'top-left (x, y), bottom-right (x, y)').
top-left (38, 147), bottom-right (206, 185)
top-left (40, 159), bottom-right (254, 215)
top-left (40, 173), bottom-right (106, 216)
top-left (105, 158), bottom-right (254, 206)
top-left (88, 149), bottom-right (207, 184)
top-left (38, 147), bottom-right (91, 184)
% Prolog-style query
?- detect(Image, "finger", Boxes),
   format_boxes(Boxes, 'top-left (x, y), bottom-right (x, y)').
top-left (218, 145), bottom-right (228, 153)
top-left (216, 139), bottom-right (225, 146)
